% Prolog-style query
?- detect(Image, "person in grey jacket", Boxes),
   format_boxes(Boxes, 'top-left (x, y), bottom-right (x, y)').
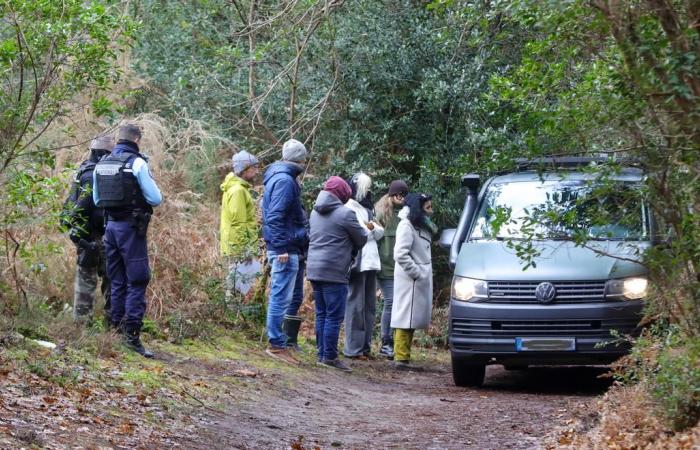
top-left (307, 176), bottom-right (368, 372)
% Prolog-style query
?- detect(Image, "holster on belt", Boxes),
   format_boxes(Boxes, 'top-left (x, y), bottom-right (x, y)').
top-left (131, 210), bottom-right (152, 237)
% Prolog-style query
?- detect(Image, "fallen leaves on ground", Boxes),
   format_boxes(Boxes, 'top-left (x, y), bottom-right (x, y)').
top-left (546, 383), bottom-right (700, 449)
top-left (0, 341), bottom-right (266, 449)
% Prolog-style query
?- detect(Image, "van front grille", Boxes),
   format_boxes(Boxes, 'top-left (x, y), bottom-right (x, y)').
top-left (451, 318), bottom-right (639, 338)
top-left (487, 280), bottom-right (608, 304)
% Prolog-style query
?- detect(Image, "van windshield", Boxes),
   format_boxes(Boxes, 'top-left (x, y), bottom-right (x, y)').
top-left (470, 179), bottom-right (649, 241)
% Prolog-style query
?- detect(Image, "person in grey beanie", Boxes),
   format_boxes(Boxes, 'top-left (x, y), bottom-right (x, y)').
top-left (261, 138), bottom-right (310, 364)
top-left (282, 139), bottom-right (307, 163)
top-left (220, 150), bottom-right (261, 300)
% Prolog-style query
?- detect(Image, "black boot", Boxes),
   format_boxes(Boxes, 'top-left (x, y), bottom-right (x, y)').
top-left (123, 322), bottom-right (154, 358)
top-left (282, 314), bottom-right (303, 350)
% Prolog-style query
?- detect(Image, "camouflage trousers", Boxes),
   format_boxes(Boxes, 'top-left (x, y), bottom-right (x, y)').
top-left (73, 240), bottom-right (111, 321)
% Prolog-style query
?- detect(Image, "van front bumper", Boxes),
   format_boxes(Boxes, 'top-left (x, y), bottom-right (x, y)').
top-left (449, 299), bottom-right (643, 365)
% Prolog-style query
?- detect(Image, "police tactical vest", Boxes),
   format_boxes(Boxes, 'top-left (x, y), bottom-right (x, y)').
top-left (66, 160), bottom-right (96, 205)
top-left (60, 160), bottom-right (97, 230)
top-left (94, 152), bottom-right (148, 212)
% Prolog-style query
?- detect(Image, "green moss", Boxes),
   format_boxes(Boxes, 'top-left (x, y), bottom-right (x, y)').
top-left (121, 367), bottom-right (167, 392)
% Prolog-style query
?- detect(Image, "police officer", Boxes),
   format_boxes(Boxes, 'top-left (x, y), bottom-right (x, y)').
top-left (63, 134), bottom-right (114, 323)
top-left (93, 124), bottom-right (162, 358)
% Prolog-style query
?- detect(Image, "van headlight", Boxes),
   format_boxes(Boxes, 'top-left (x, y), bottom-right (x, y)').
top-left (605, 277), bottom-right (648, 300)
top-left (452, 277), bottom-right (488, 302)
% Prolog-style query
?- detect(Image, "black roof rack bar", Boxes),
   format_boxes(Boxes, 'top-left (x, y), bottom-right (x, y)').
top-left (513, 157), bottom-right (644, 170)
top-left (514, 157), bottom-right (609, 170)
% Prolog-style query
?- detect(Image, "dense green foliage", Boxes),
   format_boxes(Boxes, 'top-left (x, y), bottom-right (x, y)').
top-left (131, 1), bottom-right (535, 221)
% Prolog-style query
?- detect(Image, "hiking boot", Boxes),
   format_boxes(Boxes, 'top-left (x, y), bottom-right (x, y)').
top-left (265, 346), bottom-right (300, 365)
top-left (123, 322), bottom-right (154, 359)
top-left (318, 358), bottom-right (352, 372)
top-left (379, 343), bottom-right (395, 360)
top-left (344, 354), bottom-right (368, 361)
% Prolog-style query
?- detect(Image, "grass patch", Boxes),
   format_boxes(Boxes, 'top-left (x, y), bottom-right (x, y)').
top-left (121, 366), bottom-right (167, 393)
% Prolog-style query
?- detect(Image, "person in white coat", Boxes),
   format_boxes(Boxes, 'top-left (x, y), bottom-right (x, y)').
top-left (344, 173), bottom-right (385, 358)
top-left (391, 193), bottom-right (438, 368)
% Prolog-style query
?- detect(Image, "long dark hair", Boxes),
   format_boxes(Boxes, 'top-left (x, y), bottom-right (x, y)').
top-left (405, 193), bottom-right (432, 228)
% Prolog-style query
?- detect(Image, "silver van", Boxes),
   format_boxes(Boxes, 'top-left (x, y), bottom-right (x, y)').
top-left (441, 158), bottom-right (649, 386)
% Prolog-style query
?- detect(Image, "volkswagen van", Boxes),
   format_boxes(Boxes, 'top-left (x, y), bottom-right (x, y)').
top-left (441, 158), bottom-right (649, 386)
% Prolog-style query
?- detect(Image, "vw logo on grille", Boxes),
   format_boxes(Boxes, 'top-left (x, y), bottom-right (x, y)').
top-left (535, 282), bottom-right (557, 304)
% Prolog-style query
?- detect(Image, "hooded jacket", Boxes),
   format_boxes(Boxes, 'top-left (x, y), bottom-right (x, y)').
top-left (306, 190), bottom-right (368, 284)
top-left (261, 162), bottom-right (308, 254)
top-left (220, 173), bottom-right (259, 257)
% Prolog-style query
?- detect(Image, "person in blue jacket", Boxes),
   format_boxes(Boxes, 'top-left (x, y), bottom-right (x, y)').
top-left (93, 123), bottom-right (162, 358)
top-left (261, 139), bottom-right (309, 364)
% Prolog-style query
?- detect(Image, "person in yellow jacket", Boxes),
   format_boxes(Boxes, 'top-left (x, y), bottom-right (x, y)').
top-left (220, 150), bottom-right (261, 300)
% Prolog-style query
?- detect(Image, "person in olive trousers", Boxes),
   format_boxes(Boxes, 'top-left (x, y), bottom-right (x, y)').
top-left (391, 193), bottom-right (438, 368)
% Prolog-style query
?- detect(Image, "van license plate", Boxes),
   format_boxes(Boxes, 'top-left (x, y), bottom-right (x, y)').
top-left (516, 337), bottom-right (576, 352)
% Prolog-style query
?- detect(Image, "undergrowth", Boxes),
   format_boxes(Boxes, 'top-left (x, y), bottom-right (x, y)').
top-left (621, 324), bottom-right (700, 431)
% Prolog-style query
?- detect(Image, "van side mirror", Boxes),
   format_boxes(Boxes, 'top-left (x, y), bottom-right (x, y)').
top-left (439, 228), bottom-right (456, 249)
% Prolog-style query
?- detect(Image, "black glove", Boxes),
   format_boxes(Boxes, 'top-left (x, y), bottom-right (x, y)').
top-left (76, 239), bottom-right (99, 267)
top-left (69, 228), bottom-right (82, 244)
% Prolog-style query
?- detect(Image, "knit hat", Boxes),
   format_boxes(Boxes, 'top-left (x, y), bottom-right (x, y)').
top-left (323, 176), bottom-right (352, 204)
top-left (232, 150), bottom-right (259, 176)
top-left (282, 139), bottom-right (308, 163)
top-left (388, 179), bottom-right (409, 196)
top-left (90, 134), bottom-right (115, 151)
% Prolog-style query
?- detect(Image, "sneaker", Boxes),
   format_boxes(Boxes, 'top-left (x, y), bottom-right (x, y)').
top-left (344, 354), bottom-right (368, 361)
top-left (378, 344), bottom-right (395, 360)
top-left (318, 358), bottom-right (352, 372)
top-left (265, 347), bottom-right (300, 365)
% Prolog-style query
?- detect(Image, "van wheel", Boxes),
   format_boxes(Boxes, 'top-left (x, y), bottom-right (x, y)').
top-left (451, 354), bottom-right (485, 387)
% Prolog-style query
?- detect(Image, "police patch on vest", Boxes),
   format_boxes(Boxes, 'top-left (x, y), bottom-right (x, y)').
top-left (95, 165), bottom-right (119, 176)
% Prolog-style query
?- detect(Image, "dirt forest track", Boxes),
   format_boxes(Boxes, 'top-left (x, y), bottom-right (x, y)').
top-left (194, 358), bottom-right (612, 450)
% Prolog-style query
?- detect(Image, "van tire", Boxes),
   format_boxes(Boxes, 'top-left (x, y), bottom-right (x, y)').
top-left (451, 354), bottom-right (485, 387)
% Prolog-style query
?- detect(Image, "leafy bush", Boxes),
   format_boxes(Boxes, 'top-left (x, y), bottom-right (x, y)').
top-left (649, 335), bottom-right (700, 431)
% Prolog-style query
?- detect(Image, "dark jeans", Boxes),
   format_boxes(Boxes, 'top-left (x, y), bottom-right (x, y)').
top-left (378, 277), bottom-right (394, 344)
top-left (104, 220), bottom-right (150, 326)
top-left (312, 281), bottom-right (348, 361)
top-left (286, 260), bottom-right (306, 316)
